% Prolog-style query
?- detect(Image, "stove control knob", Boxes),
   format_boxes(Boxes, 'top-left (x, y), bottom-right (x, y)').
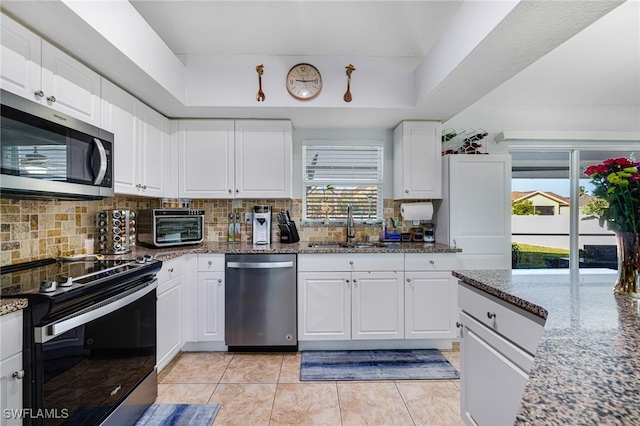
top-left (58, 276), bottom-right (73, 287)
top-left (39, 281), bottom-right (57, 293)
top-left (136, 257), bottom-right (146, 264)
top-left (143, 254), bottom-right (154, 261)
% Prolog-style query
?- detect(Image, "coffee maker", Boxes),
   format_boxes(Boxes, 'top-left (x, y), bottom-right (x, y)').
top-left (252, 205), bottom-right (272, 245)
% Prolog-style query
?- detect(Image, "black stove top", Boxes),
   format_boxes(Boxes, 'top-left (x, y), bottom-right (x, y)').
top-left (1, 256), bottom-right (161, 298)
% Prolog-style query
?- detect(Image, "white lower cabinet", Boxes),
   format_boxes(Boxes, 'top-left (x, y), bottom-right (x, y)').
top-left (196, 255), bottom-right (225, 342)
top-left (1, 310), bottom-right (23, 426)
top-left (298, 254), bottom-right (404, 341)
top-left (298, 271), bottom-right (351, 340)
top-left (351, 271), bottom-right (403, 340)
top-left (404, 253), bottom-right (459, 339)
top-left (459, 282), bottom-right (544, 426)
top-left (156, 257), bottom-right (185, 371)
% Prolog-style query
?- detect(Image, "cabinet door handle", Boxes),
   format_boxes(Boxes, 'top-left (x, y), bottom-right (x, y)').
top-left (12, 370), bottom-right (24, 380)
top-left (218, 279), bottom-right (222, 286)
top-left (345, 279), bottom-right (350, 283)
top-left (168, 268), bottom-right (174, 273)
top-left (349, 261), bottom-right (354, 265)
top-left (456, 322), bottom-right (462, 328)
top-left (142, 185), bottom-right (147, 190)
top-left (487, 312), bottom-right (496, 319)
top-left (208, 260), bottom-right (213, 266)
top-left (406, 278), bottom-right (411, 282)
top-left (235, 189), bottom-right (239, 193)
top-left (34, 90), bottom-right (44, 98)
top-left (228, 189), bottom-right (232, 193)
top-left (46, 95), bottom-right (56, 103)
top-left (429, 260), bottom-right (435, 265)
top-left (405, 190), bottom-right (409, 194)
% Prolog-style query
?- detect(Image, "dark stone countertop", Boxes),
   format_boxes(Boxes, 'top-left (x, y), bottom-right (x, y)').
top-left (452, 269), bottom-right (640, 425)
top-left (0, 298), bottom-right (27, 316)
top-left (123, 241), bottom-right (461, 261)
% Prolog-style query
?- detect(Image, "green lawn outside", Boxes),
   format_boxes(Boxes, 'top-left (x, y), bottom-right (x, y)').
top-left (512, 243), bottom-right (569, 269)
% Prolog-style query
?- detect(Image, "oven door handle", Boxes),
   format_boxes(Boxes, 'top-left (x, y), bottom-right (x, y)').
top-left (35, 279), bottom-right (157, 344)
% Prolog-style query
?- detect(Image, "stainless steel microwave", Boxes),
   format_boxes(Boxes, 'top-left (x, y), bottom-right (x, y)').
top-left (138, 209), bottom-right (205, 247)
top-left (0, 89), bottom-right (114, 199)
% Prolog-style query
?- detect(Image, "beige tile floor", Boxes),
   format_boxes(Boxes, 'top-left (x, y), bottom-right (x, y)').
top-left (156, 349), bottom-right (463, 426)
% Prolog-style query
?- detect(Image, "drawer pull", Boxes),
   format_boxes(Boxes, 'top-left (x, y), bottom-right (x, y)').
top-left (168, 268), bottom-right (174, 273)
top-left (208, 261), bottom-right (213, 266)
top-left (349, 261), bottom-right (354, 265)
top-left (456, 322), bottom-right (462, 328)
top-left (487, 312), bottom-right (496, 319)
top-left (12, 370), bottom-right (24, 380)
top-left (429, 260), bottom-right (435, 265)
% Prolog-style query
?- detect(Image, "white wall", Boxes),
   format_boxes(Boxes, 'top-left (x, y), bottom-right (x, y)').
top-left (512, 214), bottom-right (615, 250)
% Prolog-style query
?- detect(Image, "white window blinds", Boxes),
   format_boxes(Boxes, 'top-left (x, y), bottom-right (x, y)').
top-left (302, 144), bottom-right (383, 222)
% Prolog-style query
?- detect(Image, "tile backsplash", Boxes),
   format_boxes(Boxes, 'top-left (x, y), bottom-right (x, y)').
top-left (0, 197), bottom-right (424, 266)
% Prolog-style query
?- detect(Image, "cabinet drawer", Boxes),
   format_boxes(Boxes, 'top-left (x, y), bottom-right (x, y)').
top-left (0, 310), bottom-right (22, 360)
top-left (157, 257), bottom-right (184, 284)
top-left (198, 254), bottom-right (225, 272)
top-left (458, 282), bottom-right (544, 355)
top-left (405, 253), bottom-right (459, 271)
top-left (298, 253), bottom-right (404, 272)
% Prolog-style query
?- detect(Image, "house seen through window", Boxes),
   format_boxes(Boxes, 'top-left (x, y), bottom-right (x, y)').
top-left (302, 144), bottom-right (383, 223)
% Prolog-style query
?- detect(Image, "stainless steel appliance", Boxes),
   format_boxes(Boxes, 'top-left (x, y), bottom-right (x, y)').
top-left (97, 210), bottom-right (136, 254)
top-left (225, 254), bottom-right (297, 349)
top-left (137, 209), bottom-right (204, 247)
top-left (0, 89), bottom-right (114, 200)
top-left (0, 255), bottom-right (162, 426)
top-left (252, 205), bottom-right (271, 245)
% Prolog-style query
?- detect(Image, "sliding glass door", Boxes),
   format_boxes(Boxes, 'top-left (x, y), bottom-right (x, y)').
top-left (510, 146), bottom-right (636, 272)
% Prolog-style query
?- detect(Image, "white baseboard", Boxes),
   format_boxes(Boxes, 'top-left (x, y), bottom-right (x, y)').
top-left (181, 341), bottom-right (229, 351)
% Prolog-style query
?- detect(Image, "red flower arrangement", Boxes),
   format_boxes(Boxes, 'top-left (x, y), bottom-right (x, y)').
top-left (583, 157), bottom-right (640, 233)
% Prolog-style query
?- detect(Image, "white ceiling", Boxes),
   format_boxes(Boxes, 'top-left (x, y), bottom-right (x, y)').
top-left (1, 0), bottom-right (636, 130)
top-left (130, 1), bottom-right (463, 58)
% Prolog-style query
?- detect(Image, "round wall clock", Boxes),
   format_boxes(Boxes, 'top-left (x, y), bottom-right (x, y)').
top-left (286, 63), bottom-right (322, 100)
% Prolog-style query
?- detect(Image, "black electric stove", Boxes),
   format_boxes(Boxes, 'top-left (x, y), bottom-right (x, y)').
top-left (1, 256), bottom-right (162, 426)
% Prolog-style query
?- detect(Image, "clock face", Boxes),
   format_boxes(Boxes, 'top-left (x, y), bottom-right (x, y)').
top-left (286, 63), bottom-right (322, 100)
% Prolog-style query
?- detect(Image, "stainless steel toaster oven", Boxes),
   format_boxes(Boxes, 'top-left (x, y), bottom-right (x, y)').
top-left (138, 209), bottom-right (204, 247)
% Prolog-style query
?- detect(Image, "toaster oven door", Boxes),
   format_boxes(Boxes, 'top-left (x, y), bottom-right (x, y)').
top-left (154, 215), bottom-right (204, 245)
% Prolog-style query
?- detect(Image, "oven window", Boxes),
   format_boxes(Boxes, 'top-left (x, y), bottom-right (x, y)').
top-left (41, 290), bottom-right (156, 425)
top-left (154, 216), bottom-right (203, 244)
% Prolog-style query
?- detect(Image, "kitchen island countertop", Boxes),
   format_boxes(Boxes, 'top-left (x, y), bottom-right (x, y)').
top-left (452, 269), bottom-right (640, 425)
top-left (126, 241), bottom-right (461, 261)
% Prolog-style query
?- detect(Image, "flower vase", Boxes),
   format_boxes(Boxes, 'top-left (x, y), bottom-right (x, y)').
top-left (613, 232), bottom-right (640, 298)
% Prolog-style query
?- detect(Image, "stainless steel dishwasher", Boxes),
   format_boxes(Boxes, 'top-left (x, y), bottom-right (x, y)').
top-left (225, 254), bottom-right (297, 349)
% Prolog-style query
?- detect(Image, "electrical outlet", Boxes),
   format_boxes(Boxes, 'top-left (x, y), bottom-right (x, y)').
top-left (245, 212), bottom-right (252, 224)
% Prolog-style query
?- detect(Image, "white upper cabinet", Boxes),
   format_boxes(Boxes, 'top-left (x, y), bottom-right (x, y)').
top-left (1, 14), bottom-right (101, 127)
top-left (101, 79), bottom-right (169, 197)
top-left (235, 120), bottom-right (292, 198)
top-left (0, 13), bottom-right (41, 101)
top-left (393, 121), bottom-right (442, 199)
top-left (138, 103), bottom-right (169, 198)
top-left (178, 120), bottom-right (235, 198)
top-left (178, 119), bottom-right (292, 199)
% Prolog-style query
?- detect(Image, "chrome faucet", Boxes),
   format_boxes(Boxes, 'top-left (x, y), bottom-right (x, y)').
top-left (346, 204), bottom-right (356, 243)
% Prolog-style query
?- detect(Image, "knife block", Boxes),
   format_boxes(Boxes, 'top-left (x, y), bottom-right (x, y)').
top-left (278, 223), bottom-right (300, 243)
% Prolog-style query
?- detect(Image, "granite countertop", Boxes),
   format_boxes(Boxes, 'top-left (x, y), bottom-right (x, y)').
top-left (125, 241), bottom-right (461, 261)
top-left (452, 269), bottom-right (640, 424)
top-left (0, 298), bottom-right (27, 316)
